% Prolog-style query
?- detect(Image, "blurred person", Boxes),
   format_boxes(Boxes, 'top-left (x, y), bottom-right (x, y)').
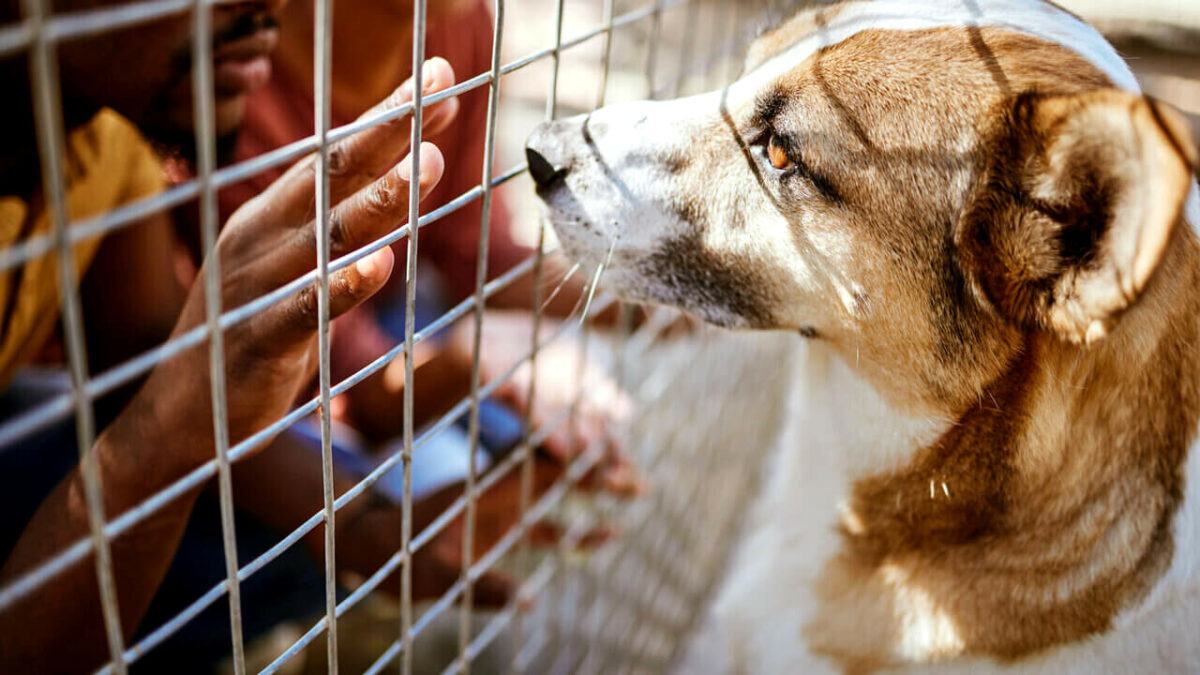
top-left (199, 0), bottom-right (616, 497)
top-left (221, 0), bottom-right (530, 303)
top-left (0, 2), bottom-right (634, 673)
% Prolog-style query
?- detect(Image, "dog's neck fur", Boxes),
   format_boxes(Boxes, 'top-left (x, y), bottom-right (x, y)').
top-left (719, 3), bottom-right (1200, 668)
top-left (529, 1), bottom-right (1200, 669)
top-left (803, 214), bottom-right (1200, 669)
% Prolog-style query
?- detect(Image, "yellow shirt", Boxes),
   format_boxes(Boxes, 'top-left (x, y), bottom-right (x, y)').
top-left (0, 108), bottom-right (164, 388)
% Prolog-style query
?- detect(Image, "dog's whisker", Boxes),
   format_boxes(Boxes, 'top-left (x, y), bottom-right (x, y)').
top-left (577, 238), bottom-right (617, 325)
top-left (579, 261), bottom-right (605, 326)
top-left (602, 236), bottom-right (618, 270)
top-left (563, 275), bottom-right (590, 323)
top-left (538, 261), bottom-right (582, 314)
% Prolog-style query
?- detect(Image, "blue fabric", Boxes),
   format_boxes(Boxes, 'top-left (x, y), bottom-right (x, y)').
top-left (0, 275), bottom-right (528, 669)
top-left (475, 398), bottom-right (525, 457)
top-left (387, 425), bottom-right (490, 502)
top-left (0, 374), bottom-right (326, 672)
top-left (373, 270), bottom-right (527, 461)
top-left (0, 371), bottom-right (88, 563)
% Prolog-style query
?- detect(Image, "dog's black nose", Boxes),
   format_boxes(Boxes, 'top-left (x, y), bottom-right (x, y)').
top-left (525, 146), bottom-right (567, 188)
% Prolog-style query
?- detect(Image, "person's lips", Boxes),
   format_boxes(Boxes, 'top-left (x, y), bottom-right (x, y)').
top-left (211, 27), bottom-right (278, 96)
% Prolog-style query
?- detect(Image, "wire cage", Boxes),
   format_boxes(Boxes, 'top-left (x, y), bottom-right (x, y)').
top-left (0, 0), bottom-right (803, 672)
top-left (2, 0), bottom-right (1197, 673)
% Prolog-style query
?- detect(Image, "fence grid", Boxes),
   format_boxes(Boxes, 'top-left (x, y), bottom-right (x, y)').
top-left (0, 0), bottom-right (789, 672)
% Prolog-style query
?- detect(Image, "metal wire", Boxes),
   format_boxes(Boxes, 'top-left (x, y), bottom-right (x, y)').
top-left (574, 3), bottom-right (621, 668)
top-left (0, 204), bottom-right (530, 618)
top-left (0, 0), bottom-right (767, 627)
top-left (0, 1), bottom-right (795, 673)
top-left (279, 294), bottom-right (616, 675)
top-left (0, 0), bottom-right (686, 278)
top-left (312, 0), bottom-right (340, 669)
top-left (0, 0), bottom-right (261, 57)
top-left (369, 418), bottom-right (609, 675)
top-left (457, 0), bottom-right (507, 671)
top-left (645, 0), bottom-right (666, 99)
top-left (189, 0), bottom-right (245, 671)
top-left (0, 7), bottom-right (707, 638)
top-left (21, 0), bottom-right (126, 670)
top-left (510, 0), bottom-right (567, 670)
top-left (400, 1), bottom-right (429, 672)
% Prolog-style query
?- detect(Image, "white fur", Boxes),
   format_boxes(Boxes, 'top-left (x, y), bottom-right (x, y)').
top-left (730, 0), bottom-right (1140, 101)
top-left (683, 341), bottom-right (948, 674)
top-left (529, 0), bottom-right (1200, 669)
top-left (675, 2), bottom-right (1200, 673)
top-left (682, 342), bottom-right (1200, 673)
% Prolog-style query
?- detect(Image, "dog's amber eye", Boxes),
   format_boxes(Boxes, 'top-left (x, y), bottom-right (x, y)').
top-left (767, 134), bottom-right (794, 171)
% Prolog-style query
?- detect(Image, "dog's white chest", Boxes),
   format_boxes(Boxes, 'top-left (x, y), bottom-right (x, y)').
top-left (685, 343), bottom-right (946, 674)
top-left (684, 340), bottom-right (1200, 674)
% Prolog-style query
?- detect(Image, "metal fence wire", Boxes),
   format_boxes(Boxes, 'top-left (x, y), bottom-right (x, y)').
top-left (0, 0), bottom-right (803, 672)
top-left (4, 0), bottom-right (1199, 673)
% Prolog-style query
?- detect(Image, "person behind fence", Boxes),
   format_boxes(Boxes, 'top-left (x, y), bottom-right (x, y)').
top-left (0, 1), bottom-right (638, 672)
top-left (175, 0), bottom-right (617, 495)
top-left (156, 0), bottom-right (639, 666)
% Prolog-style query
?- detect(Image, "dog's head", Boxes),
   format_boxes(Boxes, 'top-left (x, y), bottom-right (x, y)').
top-left (527, 0), bottom-right (1197, 413)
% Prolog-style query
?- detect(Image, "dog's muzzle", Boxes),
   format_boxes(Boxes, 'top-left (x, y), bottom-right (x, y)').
top-left (525, 122), bottom-right (572, 189)
top-left (525, 146), bottom-right (566, 187)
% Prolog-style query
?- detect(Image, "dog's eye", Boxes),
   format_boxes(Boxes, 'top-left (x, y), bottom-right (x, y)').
top-left (766, 134), bottom-right (794, 172)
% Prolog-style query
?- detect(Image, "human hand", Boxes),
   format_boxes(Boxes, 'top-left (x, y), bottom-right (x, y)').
top-left (340, 453), bottom-right (620, 609)
top-left (137, 58), bottom-right (460, 465)
top-left (446, 310), bottom-right (641, 493)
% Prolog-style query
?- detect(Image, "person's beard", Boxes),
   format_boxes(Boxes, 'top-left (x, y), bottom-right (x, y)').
top-left (141, 10), bottom-right (279, 158)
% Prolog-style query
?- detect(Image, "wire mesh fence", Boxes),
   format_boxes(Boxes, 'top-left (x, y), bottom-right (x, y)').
top-left (3, 0), bottom-right (1197, 672)
top-left (0, 0), bottom-right (800, 672)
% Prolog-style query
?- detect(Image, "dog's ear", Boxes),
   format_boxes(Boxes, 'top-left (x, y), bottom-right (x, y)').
top-left (960, 90), bottom-right (1197, 344)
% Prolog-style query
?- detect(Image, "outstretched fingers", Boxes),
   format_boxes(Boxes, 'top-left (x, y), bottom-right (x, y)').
top-left (271, 57), bottom-right (458, 218)
top-left (328, 142), bottom-right (444, 256)
top-left (325, 56), bottom-right (457, 204)
top-left (269, 245), bottom-right (397, 346)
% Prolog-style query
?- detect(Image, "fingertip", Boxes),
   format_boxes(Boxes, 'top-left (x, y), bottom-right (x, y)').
top-left (517, 588), bottom-right (538, 613)
top-left (355, 247), bottom-right (395, 285)
top-left (540, 436), bottom-right (571, 464)
top-left (426, 56), bottom-right (456, 90)
top-left (582, 523), bottom-right (621, 547)
top-left (393, 56), bottom-right (456, 105)
top-left (417, 142), bottom-right (445, 187)
top-left (603, 463), bottom-right (649, 497)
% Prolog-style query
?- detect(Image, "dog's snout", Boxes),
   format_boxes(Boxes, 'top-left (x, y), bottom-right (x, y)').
top-left (526, 121), bottom-right (574, 188)
top-left (525, 146), bottom-right (566, 188)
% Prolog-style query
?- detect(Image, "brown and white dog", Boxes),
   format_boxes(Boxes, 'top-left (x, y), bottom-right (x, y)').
top-left (526, 0), bottom-right (1200, 672)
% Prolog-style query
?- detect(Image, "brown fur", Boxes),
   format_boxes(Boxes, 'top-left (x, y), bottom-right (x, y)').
top-left (754, 27), bottom-right (1200, 669)
top-left (744, 2), bottom-right (851, 73)
top-left (528, 11), bottom-right (1200, 669)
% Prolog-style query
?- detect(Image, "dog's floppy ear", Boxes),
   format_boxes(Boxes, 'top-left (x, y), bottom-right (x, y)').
top-left (960, 90), bottom-right (1197, 344)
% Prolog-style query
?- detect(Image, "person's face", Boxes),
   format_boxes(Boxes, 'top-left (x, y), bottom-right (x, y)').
top-left (54, 0), bottom-right (288, 145)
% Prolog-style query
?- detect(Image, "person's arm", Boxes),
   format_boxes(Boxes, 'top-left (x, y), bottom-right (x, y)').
top-left (328, 306), bottom-right (475, 445)
top-left (226, 432), bottom-right (501, 604)
top-left (232, 430), bottom-right (626, 611)
top-left (82, 209), bottom-right (191, 428)
top-left (82, 211), bottom-right (189, 374)
top-left (0, 58), bottom-right (459, 673)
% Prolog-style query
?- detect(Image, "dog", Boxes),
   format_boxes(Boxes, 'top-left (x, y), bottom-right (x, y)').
top-left (526, 0), bottom-right (1200, 672)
